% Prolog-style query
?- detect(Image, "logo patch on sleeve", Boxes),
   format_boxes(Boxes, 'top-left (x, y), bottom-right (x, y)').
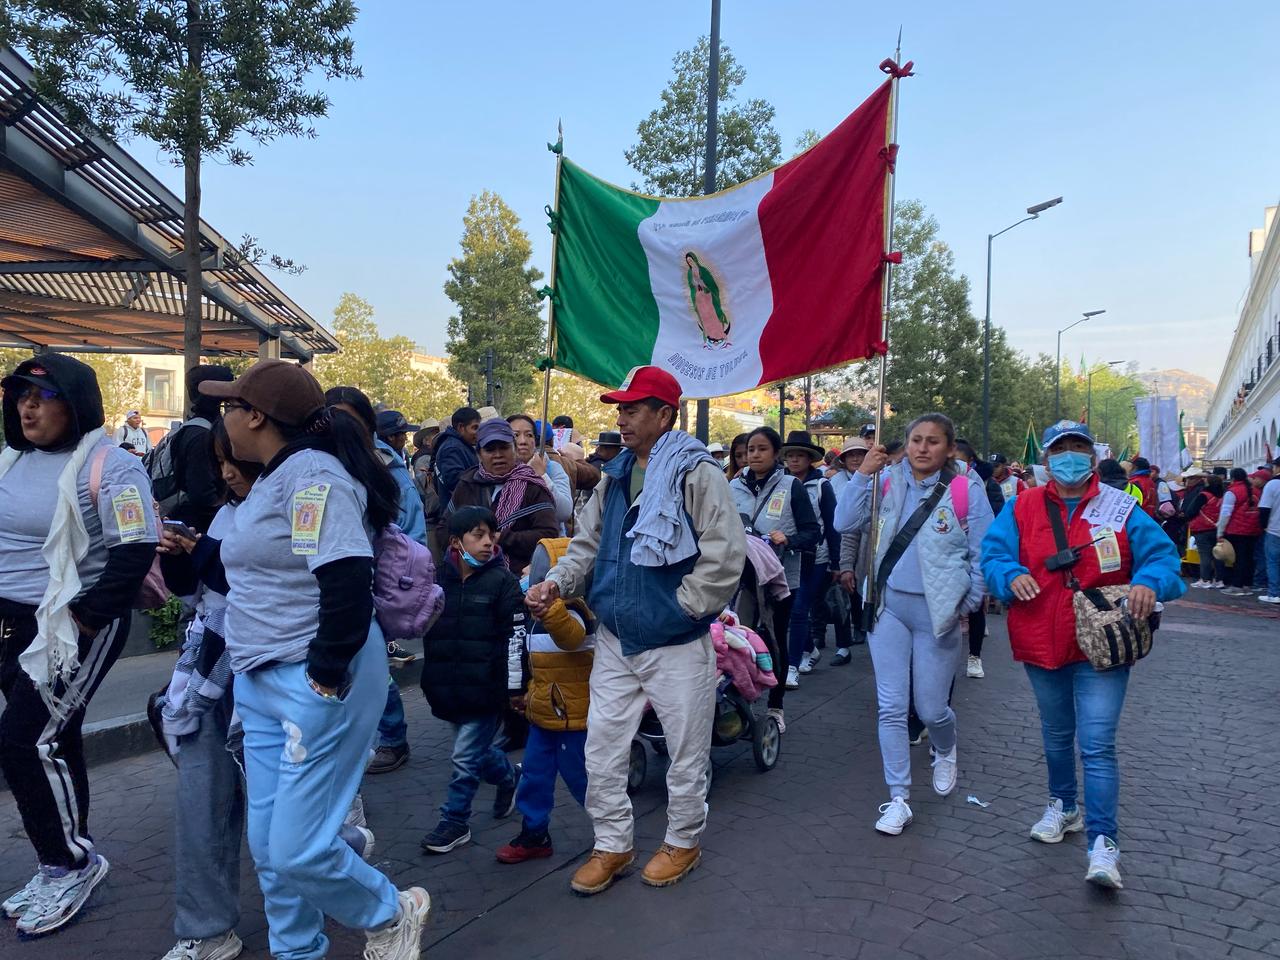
top-left (111, 486), bottom-right (148, 542)
top-left (291, 483), bottom-right (330, 555)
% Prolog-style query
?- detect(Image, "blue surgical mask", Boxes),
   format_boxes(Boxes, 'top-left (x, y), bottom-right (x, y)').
top-left (1048, 451), bottom-right (1094, 487)
top-left (461, 549), bottom-right (486, 568)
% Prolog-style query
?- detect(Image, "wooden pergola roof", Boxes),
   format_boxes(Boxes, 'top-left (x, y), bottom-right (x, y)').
top-left (0, 46), bottom-right (337, 359)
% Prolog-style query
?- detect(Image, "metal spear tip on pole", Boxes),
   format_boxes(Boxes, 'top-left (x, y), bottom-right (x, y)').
top-left (1027, 196), bottom-right (1063, 215)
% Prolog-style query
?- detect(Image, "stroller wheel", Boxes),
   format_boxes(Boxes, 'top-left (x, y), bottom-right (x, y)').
top-left (627, 740), bottom-right (647, 793)
top-left (753, 714), bottom-right (782, 772)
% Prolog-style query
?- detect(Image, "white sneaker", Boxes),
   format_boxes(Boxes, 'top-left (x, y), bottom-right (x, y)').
top-left (1259, 595), bottom-right (1280, 605)
top-left (785, 666), bottom-right (800, 689)
top-left (766, 707), bottom-right (786, 735)
top-left (931, 745), bottom-right (957, 797)
top-left (1210, 581), bottom-right (1226, 589)
top-left (345, 792), bottom-right (368, 829)
top-left (160, 931), bottom-right (244, 960)
top-left (1029, 798), bottom-right (1084, 843)
top-left (1085, 835), bottom-right (1122, 889)
top-left (15, 854), bottom-right (110, 936)
top-left (364, 887), bottom-right (431, 960)
top-left (875, 797), bottom-right (913, 835)
top-left (966, 655), bottom-right (984, 678)
top-left (1190, 579), bottom-right (1207, 588)
top-left (798, 653), bottom-right (815, 675)
top-left (909, 727), bottom-right (929, 747)
top-left (810, 648), bottom-right (822, 666)
top-left (2, 871), bottom-right (44, 918)
top-left (341, 823), bottom-right (376, 862)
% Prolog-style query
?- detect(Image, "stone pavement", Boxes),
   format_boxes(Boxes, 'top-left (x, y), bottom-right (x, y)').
top-left (2, 596), bottom-right (1279, 960)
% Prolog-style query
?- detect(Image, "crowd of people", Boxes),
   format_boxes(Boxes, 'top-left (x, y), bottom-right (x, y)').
top-left (1, 351), bottom-right (1274, 959)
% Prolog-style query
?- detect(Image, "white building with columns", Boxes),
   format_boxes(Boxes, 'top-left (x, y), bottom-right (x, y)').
top-left (1206, 205), bottom-right (1280, 467)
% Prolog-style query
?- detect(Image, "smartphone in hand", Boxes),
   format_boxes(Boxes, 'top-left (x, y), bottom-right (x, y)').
top-left (162, 519), bottom-right (198, 541)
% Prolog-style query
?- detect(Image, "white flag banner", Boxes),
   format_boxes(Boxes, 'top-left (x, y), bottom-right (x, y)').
top-left (1134, 397), bottom-right (1181, 472)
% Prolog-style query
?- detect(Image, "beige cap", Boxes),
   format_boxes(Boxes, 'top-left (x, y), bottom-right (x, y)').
top-left (476, 405), bottom-right (500, 420)
top-left (840, 437), bottom-right (871, 457)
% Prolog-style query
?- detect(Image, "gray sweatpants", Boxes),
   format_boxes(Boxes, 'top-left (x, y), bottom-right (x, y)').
top-left (868, 588), bottom-right (962, 800)
top-left (174, 694), bottom-right (243, 940)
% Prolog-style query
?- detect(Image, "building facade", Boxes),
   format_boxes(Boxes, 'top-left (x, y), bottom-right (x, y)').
top-left (1206, 206), bottom-right (1280, 467)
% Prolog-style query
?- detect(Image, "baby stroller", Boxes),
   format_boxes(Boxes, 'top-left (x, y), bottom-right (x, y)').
top-left (628, 554), bottom-right (785, 792)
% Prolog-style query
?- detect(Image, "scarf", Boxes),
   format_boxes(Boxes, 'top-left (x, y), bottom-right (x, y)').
top-left (476, 461), bottom-right (544, 528)
top-left (627, 430), bottom-right (718, 567)
top-left (0, 427), bottom-right (106, 721)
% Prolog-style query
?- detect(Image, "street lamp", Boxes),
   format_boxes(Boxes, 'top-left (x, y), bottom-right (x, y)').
top-left (1056, 310), bottom-right (1106, 420)
top-left (981, 196), bottom-right (1063, 459)
top-left (1086, 360), bottom-right (1125, 428)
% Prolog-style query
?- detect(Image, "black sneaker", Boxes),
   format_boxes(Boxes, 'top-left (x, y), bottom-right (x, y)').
top-left (493, 764), bottom-right (521, 819)
top-left (420, 820), bottom-right (471, 854)
top-left (386, 641), bottom-right (416, 667)
top-left (367, 743), bottom-right (409, 774)
top-left (831, 649), bottom-right (852, 666)
top-left (496, 828), bottom-right (553, 864)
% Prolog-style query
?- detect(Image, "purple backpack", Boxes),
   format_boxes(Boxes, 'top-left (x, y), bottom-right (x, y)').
top-left (373, 523), bottom-right (444, 639)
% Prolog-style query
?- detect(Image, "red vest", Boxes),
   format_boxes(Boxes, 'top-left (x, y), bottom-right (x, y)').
top-left (1224, 481), bottom-right (1262, 537)
top-left (1188, 492), bottom-right (1221, 534)
top-left (1130, 474), bottom-right (1157, 517)
top-left (1008, 478), bottom-right (1134, 670)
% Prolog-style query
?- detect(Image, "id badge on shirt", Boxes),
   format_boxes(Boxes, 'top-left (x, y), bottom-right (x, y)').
top-left (112, 486), bottom-right (149, 542)
top-left (1092, 526), bottom-right (1122, 574)
top-left (291, 483), bottom-right (330, 555)
top-left (765, 491), bottom-right (787, 519)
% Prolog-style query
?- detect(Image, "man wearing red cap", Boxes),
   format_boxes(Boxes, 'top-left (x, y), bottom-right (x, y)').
top-left (526, 365), bottom-right (746, 896)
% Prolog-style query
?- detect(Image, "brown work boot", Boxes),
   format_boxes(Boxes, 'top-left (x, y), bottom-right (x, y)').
top-left (569, 849), bottom-right (635, 896)
top-left (640, 843), bottom-right (701, 887)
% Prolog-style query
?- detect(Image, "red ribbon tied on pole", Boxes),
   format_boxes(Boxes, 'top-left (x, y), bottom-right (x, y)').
top-left (880, 143), bottom-right (900, 172)
top-left (879, 58), bottom-right (914, 78)
top-left (882, 252), bottom-right (903, 265)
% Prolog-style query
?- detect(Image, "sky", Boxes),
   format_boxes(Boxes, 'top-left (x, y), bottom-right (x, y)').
top-left (147, 0), bottom-right (1280, 387)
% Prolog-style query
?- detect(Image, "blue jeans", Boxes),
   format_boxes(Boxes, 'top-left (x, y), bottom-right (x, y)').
top-left (441, 714), bottom-right (514, 826)
top-left (1024, 661), bottom-right (1130, 845)
top-left (1265, 534), bottom-right (1280, 596)
top-left (788, 556), bottom-right (827, 667)
top-left (517, 725), bottom-right (587, 834)
top-left (376, 678), bottom-right (407, 749)
top-left (236, 631), bottom-right (399, 960)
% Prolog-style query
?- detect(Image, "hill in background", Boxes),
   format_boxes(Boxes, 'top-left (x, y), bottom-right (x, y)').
top-left (1134, 369), bottom-right (1217, 423)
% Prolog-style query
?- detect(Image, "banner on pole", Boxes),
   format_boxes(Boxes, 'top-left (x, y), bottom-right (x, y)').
top-left (1134, 396), bottom-right (1181, 473)
top-left (551, 79), bottom-right (895, 398)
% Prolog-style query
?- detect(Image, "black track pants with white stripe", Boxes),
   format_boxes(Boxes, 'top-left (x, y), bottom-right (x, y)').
top-left (0, 604), bottom-right (128, 870)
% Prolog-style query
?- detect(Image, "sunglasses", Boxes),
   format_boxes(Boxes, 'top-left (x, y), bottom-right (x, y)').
top-left (7, 385), bottom-right (61, 403)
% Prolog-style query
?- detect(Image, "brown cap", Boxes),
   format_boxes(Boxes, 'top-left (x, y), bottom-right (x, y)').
top-left (197, 359), bottom-right (325, 427)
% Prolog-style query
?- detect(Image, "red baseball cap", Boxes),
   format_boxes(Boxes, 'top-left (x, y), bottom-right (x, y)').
top-left (600, 365), bottom-right (682, 408)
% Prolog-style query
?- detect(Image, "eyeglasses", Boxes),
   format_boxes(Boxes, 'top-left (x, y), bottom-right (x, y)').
top-left (221, 400), bottom-right (251, 415)
top-left (6, 385), bottom-right (61, 404)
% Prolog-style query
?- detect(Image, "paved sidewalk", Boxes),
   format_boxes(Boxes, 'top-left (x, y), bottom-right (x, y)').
top-left (1, 598), bottom-right (1278, 959)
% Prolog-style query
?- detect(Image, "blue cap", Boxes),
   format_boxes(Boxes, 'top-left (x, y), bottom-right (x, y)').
top-left (1042, 419), bottom-right (1094, 448)
top-left (532, 418), bottom-right (555, 443)
top-left (477, 417), bottom-right (514, 448)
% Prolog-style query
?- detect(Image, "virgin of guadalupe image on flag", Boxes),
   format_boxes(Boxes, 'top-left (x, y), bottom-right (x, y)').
top-left (684, 251), bottom-right (731, 348)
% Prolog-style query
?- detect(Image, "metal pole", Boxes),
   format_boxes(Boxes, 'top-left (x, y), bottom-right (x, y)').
top-left (694, 0), bottom-right (720, 444)
top-left (778, 382), bottom-right (786, 437)
top-left (537, 122), bottom-right (564, 456)
top-left (982, 232), bottom-right (993, 458)
top-left (804, 375), bottom-right (812, 429)
top-left (484, 348), bottom-right (495, 407)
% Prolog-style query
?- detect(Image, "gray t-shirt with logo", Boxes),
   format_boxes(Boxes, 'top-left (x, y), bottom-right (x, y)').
top-left (0, 440), bottom-right (159, 605)
top-left (221, 448), bottom-right (373, 674)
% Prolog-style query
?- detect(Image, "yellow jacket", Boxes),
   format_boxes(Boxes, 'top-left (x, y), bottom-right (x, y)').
top-left (525, 596), bottom-right (594, 732)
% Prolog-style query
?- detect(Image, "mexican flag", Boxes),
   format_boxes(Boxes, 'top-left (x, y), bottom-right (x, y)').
top-left (551, 80), bottom-right (894, 398)
top-left (1178, 410), bottom-right (1193, 469)
top-left (1022, 419), bottom-right (1041, 465)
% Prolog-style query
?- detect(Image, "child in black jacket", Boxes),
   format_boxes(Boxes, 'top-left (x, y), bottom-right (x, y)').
top-left (419, 506), bottom-right (525, 854)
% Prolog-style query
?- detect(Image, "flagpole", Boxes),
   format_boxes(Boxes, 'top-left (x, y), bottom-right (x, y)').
top-left (863, 32), bottom-right (905, 626)
top-left (538, 121), bottom-right (564, 456)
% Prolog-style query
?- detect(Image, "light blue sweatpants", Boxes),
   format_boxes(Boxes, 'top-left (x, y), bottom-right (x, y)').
top-left (236, 628), bottom-right (400, 960)
top-left (868, 588), bottom-right (962, 800)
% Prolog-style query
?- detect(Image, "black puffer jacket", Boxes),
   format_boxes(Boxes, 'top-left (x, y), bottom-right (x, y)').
top-left (420, 550), bottom-right (525, 723)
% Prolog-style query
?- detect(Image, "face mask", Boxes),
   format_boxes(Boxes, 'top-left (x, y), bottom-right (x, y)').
top-left (461, 548), bottom-right (486, 568)
top-left (1048, 451), bottom-right (1093, 487)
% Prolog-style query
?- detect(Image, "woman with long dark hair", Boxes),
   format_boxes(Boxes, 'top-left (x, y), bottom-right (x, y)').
top-left (1218, 466), bottom-right (1263, 596)
top-left (198, 360), bottom-right (430, 960)
top-left (727, 433), bottom-right (749, 480)
top-left (728, 426), bottom-right (820, 730)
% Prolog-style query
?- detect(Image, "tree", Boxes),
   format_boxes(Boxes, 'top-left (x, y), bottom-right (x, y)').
top-left (444, 191), bottom-right (545, 412)
top-left (536, 372), bottom-right (618, 443)
top-left (313, 293), bottom-right (466, 424)
top-left (705, 408), bottom-right (746, 446)
top-left (793, 128), bottom-right (821, 156)
top-left (67, 353), bottom-right (143, 428)
top-left (1, 2), bottom-right (362, 388)
top-left (625, 36), bottom-right (782, 196)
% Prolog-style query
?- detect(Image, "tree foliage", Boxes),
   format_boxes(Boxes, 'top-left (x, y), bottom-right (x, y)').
top-left (67, 353), bottom-right (143, 427)
top-left (0, 1), bottom-right (362, 379)
top-left (444, 191), bottom-right (545, 413)
top-left (625, 36), bottom-right (782, 196)
top-left (313, 293), bottom-right (465, 426)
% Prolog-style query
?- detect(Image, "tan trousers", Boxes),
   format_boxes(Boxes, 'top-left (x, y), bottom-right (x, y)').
top-left (584, 626), bottom-right (716, 852)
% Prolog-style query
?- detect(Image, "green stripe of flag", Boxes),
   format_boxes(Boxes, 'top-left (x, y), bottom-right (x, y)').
top-left (553, 160), bottom-right (661, 387)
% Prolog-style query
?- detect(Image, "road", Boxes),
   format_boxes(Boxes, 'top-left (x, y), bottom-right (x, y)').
top-left (2, 594), bottom-right (1278, 960)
